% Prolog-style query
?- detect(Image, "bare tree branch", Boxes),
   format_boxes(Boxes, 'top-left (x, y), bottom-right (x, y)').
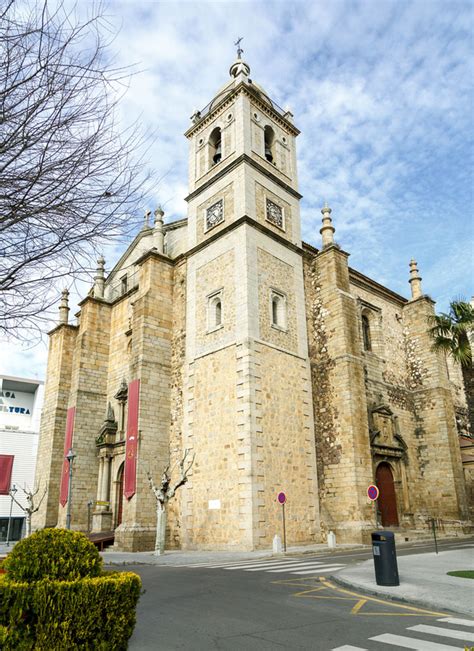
top-left (0, 0), bottom-right (155, 341)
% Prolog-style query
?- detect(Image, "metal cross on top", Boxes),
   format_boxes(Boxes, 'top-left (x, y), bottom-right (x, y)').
top-left (234, 36), bottom-right (244, 58)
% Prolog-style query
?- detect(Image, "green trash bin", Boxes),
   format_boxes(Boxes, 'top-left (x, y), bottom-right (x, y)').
top-left (372, 530), bottom-right (399, 586)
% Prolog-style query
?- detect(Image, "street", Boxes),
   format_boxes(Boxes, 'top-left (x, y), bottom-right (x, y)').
top-left (122, 538), bottom-right (474, 650)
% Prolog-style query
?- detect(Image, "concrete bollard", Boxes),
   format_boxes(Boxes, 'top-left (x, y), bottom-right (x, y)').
top-left (273, 534), bottom-right (283, 554)
top-left (327, 531), bottom-right (336, 548)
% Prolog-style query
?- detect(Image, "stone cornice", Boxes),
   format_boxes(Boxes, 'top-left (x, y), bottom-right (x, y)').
top-left (185, 153), bottom-right (302, 203)
top-left (349, 268), bottom-right (408, 306)
top-left (47, 323), bottom-right (79, 336)
top-left (134, 249), bottom-right (174, 269)
top-left (173, 215), bottom-right (304, 264)
top-left (184, 81), bottom-right (300, 139)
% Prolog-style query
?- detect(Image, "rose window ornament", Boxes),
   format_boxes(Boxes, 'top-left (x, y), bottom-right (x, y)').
top-left (266, 198), bottom-right (283, 229)
top-left (206, 199), bottom-right (224, 230)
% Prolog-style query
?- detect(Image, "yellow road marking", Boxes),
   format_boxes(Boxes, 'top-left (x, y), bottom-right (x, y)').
top-left (351, 599), bottom-right (367, 614)
top-left (320, 579), bottom-right (446, 617)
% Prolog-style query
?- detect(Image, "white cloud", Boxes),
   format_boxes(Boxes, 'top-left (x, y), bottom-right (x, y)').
top-left (2, 0), bottom-right (472, 377)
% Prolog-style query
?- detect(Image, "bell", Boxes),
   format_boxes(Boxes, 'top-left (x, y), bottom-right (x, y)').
top-left (213, 142), bottom-right (222, 164)
top-left (265, 146), bottom-right (273, 163)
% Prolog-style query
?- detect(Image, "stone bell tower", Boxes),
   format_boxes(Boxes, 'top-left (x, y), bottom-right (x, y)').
top-left (177, 47), bottom-right (320, 550)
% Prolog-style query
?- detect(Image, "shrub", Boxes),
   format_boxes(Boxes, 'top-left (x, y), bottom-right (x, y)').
top-left (3, 528), bottom-right (102, 582)
top-left (0, 572), bottom-right (141, 650)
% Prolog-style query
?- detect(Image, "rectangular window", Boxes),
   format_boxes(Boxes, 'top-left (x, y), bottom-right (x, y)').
top-left (120, 275), bottom-right (128, 295)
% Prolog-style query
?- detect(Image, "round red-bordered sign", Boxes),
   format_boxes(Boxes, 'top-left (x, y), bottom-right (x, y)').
top-left (277, 492), bottom-right (286, 504)
top-left (367, 484), bottom-right (379, 501)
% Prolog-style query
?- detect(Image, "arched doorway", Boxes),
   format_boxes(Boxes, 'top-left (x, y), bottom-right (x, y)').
top-left (376, 462), bottom-right (399, 527)
top-left (116, 462), bottom-right (124, 528)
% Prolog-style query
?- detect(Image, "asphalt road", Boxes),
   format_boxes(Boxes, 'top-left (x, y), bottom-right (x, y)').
top-left (125, 539), bottom-right (474, 651)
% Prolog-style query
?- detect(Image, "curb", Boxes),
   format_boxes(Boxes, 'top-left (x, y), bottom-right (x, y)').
top-left (331, 574), bottom-right (473, 618)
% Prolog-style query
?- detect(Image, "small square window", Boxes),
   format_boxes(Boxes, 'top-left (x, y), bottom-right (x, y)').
top-left (265, 198), bottom-right (284, 230)
top-left (206, 199), bottom-right (224, 231)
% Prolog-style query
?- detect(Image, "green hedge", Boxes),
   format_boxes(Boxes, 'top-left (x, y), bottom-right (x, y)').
top-left (0, 571), bottom-right (141, 650)
top-left (3, 528), bottom-right (102, 582)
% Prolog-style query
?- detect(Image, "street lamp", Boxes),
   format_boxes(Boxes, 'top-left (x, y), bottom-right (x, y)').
top-left (6, 484), bottom-right (17, 546)
top-left (65, 448), bottom-right (76, 530)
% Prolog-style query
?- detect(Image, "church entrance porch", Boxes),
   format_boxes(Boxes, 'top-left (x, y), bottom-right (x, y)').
top-left (376, 462), bottom-right (399, 527)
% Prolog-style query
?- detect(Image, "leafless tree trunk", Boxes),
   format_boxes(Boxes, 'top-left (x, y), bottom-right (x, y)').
top-left (10, 483), bottom-right (47, 537)
top-left (0, 1), bottom-right (153, 341)
top-left (146, 450), bottom-right (195, 555)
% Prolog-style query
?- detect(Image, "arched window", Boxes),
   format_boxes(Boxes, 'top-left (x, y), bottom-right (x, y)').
top-left (209, 127), bottom-right (222, 166)
top-left (271, 290), bottom-right (286, 329)
top-left (208, 291), bottom-right (223, 331)
top-left (214, 297), bottom-right (222, 327)
top-left (264, 125), bottom-right (275, 163)
top-left (362, 314), bottom-right (372, 351)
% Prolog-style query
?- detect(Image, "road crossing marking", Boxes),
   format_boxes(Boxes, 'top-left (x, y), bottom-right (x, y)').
top-left (291, 565), bottom-right (345, 574)
top-left (223, 560), bottom-right (303, 570)
top-left (438, 616), bottom-right (474, 627)
top-left (331, 616), bottom-right (474, 650)
top-left (369, 632), bottom-right (463, 649)
top-left (169, 556), bottom-right (347, 575)
top-left (408, 623), bottom-right (474, 642)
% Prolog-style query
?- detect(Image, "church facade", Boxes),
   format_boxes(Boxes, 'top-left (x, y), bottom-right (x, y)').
top-left (33, 55), bottom-right (471, 551)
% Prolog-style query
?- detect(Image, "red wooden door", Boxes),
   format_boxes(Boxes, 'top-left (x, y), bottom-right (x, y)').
top-left (376, 462), bottom-right (399, 527)
top-left (116, 463), bottom-right (124, 528)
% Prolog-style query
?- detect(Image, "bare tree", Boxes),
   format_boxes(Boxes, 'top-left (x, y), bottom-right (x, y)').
top-left (146, 450), bottom-right (195, 555)
top-left (0, 1), bottom-right (152, 340)
top-left (10, 483), bottom-right (48, 537)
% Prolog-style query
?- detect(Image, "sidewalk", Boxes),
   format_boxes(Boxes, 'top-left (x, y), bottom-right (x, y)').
top-left (100, 542), bottom-right (364, 566)
top-left (336, 547), bottom-right (474, 617)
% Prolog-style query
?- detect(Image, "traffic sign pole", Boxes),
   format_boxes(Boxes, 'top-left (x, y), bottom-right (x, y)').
top-left (277, 492), bottom-right (287, 552)
top-left (282, 502), bottom-right (286, 552)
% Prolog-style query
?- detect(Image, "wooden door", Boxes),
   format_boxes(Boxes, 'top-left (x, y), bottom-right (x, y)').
top-left (116, 463), bottom-right (124, 528)
top-left (376, 462), bottom-right (399, 527)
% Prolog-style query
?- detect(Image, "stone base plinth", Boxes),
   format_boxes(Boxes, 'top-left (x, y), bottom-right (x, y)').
top-left (113, 524), bottom-right (156, 551)
top-left (92, 510), bottom-right (113, 533)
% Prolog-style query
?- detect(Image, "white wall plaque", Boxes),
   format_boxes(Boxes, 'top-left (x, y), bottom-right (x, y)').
top-left (208, 499), bottom-right (221, 510)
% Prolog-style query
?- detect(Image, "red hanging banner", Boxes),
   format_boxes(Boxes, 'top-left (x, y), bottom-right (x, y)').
top-left (0, 455), bottom-right (14, 495)
top-left (60, 407), bottom-right (76, 507)
top-left (124, 379), bottom-right (140, 500)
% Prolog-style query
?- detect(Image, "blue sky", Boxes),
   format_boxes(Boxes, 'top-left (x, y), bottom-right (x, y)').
top-left (2, 0), bottom-right (473, 378)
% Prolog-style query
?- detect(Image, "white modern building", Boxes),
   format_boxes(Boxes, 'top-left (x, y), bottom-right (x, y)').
top-left (0, 375), bottom-right (44, 541)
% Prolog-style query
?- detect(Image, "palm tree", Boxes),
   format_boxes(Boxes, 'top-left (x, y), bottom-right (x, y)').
top-left (429, 300), bottom-right (474, 368)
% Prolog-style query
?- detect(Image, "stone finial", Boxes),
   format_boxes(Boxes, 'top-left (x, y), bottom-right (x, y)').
top-left (190, 108), bottom-right (201, 124)
top-left (93, 255), bottom-right (105, 299)
top-left (320, 202), bottom-right (335, 247)
top-left (283, 105), bottom-right (294, 123)
top-left (154, 206), bottom-right (165, 254)
top-left (409, 258), bottom-right (423, 299)
top-left (59, 288), bottom-right (70, 324)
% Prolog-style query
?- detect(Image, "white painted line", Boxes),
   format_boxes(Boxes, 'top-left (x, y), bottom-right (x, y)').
top-left (291, 565), bottom-right (345, 575)
top-left (244, 562), bottom-right (324, 572)
top-left (331, 646), bottom-right (368, 650)
top-left (264, 562), bottom-right (329, 573)
top-left (223, 560), bottom-right (302, 570)
top-left (369, 633), bottom-right (461, 649)
top-left (408, 624), bottom-right (474, 642)
top-left (438, 617), bottom-right (474, 627)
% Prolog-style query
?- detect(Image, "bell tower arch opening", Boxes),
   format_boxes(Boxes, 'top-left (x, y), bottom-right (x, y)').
top-left (264, 125), bottom-right (275, 163)
top-left (209, 126), bottom-right (222, 166)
